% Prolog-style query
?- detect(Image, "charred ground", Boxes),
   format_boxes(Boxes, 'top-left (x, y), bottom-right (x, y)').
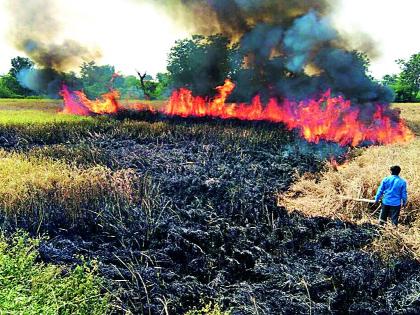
top-left (0, 107), bottom-right (418, 314)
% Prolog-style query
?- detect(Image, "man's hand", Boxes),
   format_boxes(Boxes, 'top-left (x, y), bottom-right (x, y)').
top-left (371, 201), bottom-right (380, 210)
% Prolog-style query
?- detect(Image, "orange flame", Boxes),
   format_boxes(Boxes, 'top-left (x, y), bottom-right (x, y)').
top-left (60, 80), bottom-right (413, 147)
top-left (60, 85), bottom-right (120, 115)
top-left (165, 79), bottom-right (414, 147)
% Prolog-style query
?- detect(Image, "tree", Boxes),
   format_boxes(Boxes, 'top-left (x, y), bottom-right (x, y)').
top-left (396, 52), bottom-right (420, 102)
top-left (9, 56), bottom-right (34, 78)
top-left (79, 61), bottom-right (116, 98)
top-left (352, 51), bottom-right (375, 81)
top-left (0, 56), bottom-right (36, 97)
top-left (167, 34), bottom-right (234, 96)
top-left (382, 74), bottom-right (398, 87)
top-left (0, 76), bottom-right (20, 98)
top-left (155, 73), bottom-right (172, 99)
top-left (136, 71), bottom-right (153, 100)
top-left (0, 74), bottom-right (24, 97)
top-left (382, 74), bottom-right (408, 102)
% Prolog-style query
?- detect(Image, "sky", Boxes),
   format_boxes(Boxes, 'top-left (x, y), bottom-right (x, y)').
top-left (0, 0), bottom-right (419, 79)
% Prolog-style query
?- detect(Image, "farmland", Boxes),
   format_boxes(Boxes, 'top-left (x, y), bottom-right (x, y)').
top-left (0, 99), bottom-right (419, 314)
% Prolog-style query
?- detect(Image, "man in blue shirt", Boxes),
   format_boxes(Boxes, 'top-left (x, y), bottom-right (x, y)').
top-left (375, 165), bottom-right (408, 226)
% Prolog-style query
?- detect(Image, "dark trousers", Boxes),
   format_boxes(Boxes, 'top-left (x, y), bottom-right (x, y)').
top-left (379, 204), bottom-right (401, 226)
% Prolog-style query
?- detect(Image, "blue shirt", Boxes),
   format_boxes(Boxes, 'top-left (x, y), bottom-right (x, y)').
top-left (375, 175), bottom-right (408, 206)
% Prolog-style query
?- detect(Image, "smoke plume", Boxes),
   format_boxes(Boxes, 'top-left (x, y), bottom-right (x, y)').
top-left (5, 0), bottom-right (101, 71)
top-left (150, 0), bottom-right (331, 40)
top-left (145, 0), bottom-right (392, 105)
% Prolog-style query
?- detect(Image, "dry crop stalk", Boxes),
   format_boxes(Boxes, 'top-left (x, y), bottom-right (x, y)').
top-left (338, 196), bottom-right (376, 203)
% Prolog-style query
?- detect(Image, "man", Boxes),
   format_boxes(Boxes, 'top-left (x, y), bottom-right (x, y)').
top-left (375, 165), bottom-right (407, 226)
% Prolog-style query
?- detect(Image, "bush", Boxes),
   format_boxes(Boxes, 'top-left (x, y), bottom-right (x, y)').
top-left (0, 232), bottom-right (110, 314)
top-left (0, 84), bottom-right (21, 98)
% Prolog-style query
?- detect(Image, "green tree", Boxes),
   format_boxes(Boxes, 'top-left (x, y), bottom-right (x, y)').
top-left (155, 72), bottom-right (172, 99)
top-left (135, 72), bottom-right (172, 100)
top-left (9, 56), bottom-right (34, 78)
top-left (382, 74), bottom-right (398, 87)
top-left (80, 61), bottom-right (116, 98)
top-left (167, 34), bottom-right (234, 96)
top-left (396, 52), bottom-right (420, 102)
top-left (118, 75), bottom-right (143, 99)
top-left (382, 74), bottom-right (411, 103)
top-left (0, 56), bottom-right (35, 97)
top-left (0, 74), bottom-right (24, 97)
top-left (0, 76), bottom-right (20, 98)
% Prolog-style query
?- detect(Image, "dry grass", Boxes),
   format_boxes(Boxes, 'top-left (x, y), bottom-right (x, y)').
top-left (0, 99), bottom-right (61, 112)
top-left (0, 149), bottom-right (138, 230)
top-left (280, 103), bottom-right (420, 260)
top-left (0, 98), bottom-right (165, 113)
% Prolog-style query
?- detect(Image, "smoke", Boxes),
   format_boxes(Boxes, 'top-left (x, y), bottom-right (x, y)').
top-left (5, 0), bottom-right (101, 71)
top-left (149, 0), bottom-right (331, 40)
top-left (16, 68), bottom-right (65, 97)
top-left (283, 10), bottom-right (337, 72)
top-left (144, 0), bottom-right (392, 106)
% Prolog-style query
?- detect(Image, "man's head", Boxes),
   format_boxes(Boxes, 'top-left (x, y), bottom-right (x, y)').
top-left (390, 165), bottom-right (401, 175)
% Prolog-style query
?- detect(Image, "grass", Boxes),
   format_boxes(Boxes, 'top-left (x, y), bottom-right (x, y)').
top-left (0, 149), bottom-right (138, 232)
top-left (0, 98), bottom-right (62, 112)
top-left (0, 109), bottom-right (92, 124)
top-left (280, 103), bottom-right (420, 260)
top-left (0, 98), bottom-right (166, 113)
top-left (185, 303), bottom-right (231, 315)
top-left (0, 232), bottom-right (110, 314)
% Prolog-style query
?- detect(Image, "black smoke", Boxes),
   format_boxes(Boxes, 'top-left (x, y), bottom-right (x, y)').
top-left (146, 0), bottom-right (394, 106)
top-left (5, 0), bottom-right (100, 97)
top-left (6, 0), bottom-right (101, 70)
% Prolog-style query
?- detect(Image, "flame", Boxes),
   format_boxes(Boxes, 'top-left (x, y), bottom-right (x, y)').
top-left (165, 79), bottom-right (414, 147)
top-left (60, 80), bottom-right (413, 147)
top-left (60, 85), bottom-right (120, 115)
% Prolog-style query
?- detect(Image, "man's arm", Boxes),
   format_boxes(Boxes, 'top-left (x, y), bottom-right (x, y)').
top-left (375, 178), bottom-right (386, 203)
top-left (402, 181), bottom-right (408, 207)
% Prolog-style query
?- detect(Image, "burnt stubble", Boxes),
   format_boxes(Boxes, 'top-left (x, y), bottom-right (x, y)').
top-left (1, 114), bottom-right (418, 314)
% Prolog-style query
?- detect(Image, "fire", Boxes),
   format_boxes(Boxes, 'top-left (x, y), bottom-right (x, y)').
top-left (60, 80), bottom-right (413, 147)
top-left (60, 85), bottom-right (120, 115)
top-left (165, 79), bottom-right (414, 146)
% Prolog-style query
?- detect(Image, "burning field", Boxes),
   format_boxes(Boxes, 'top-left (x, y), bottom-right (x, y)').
top-left (0, 0), bottom-right (419, 314)
top-left (0, 96), bottom-right (419, 314)
top-left (61, 79), bottom-right (413, 147)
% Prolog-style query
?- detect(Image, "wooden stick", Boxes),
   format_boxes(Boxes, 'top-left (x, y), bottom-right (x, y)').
top-left (338, 196), bottom-right (376, 204)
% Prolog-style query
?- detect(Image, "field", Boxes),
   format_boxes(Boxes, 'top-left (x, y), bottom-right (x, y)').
top-left (281, 104), bottom-right (420, 259)
top-left (0, 99), bottom-right (419, 314)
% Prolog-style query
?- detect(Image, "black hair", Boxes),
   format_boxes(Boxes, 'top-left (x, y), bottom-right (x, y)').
top-left (390, 165), bottom-right (401, 175)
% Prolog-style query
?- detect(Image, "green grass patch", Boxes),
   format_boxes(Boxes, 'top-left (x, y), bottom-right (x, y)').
top-left (0, 232), bottom-right (110, 314)
top-left (185, 303), bottom-right (231, 315)
top-left (0, 110), bottom-right (92, 125)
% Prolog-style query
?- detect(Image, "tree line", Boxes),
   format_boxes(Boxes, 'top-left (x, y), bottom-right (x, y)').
top-left (0, 57), bottom-right (171, 100)
top-left (0, 35), bottom-right (419, 102)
